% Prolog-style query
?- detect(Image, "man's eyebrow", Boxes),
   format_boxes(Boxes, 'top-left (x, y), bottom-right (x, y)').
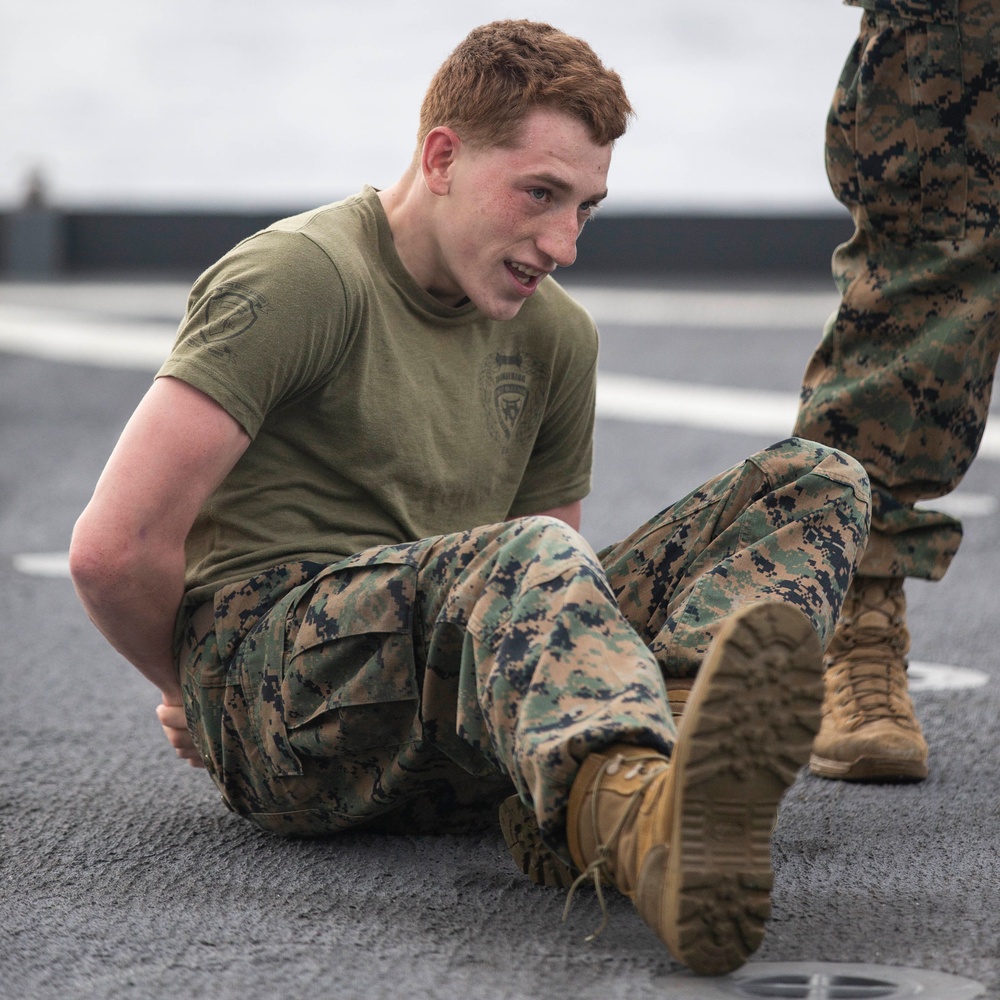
top-left (529, 172), bottom-right (608, 203)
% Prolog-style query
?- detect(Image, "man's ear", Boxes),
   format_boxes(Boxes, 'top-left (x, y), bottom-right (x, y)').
top-left (421, 126), bottom-right (461, 195)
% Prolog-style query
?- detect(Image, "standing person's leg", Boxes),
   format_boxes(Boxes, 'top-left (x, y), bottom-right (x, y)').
top-left (793, 1), bottom-right (1000, 780)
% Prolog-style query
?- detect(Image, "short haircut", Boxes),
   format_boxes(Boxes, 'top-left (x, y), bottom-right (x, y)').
top-left (417, 20), bottom-right (633, 152)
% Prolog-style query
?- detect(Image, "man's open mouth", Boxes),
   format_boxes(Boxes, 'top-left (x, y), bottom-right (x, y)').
top-left (506, 260), bottom-right (544, 287)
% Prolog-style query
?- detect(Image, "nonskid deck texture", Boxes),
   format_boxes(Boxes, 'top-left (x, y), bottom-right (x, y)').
top-left (2, 279), bottom-right (998, 999)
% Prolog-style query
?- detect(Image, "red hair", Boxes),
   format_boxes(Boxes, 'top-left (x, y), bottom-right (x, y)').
top-left (417, 20), bottom-right (633, 151)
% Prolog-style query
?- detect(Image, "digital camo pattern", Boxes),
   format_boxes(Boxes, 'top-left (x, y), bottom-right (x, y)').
top-left (794, 0), bottom-right (1000, 580)
top-left (179, 439), bottom-right (869, 853)
top-left (598, 438), bottom-right (871, 675)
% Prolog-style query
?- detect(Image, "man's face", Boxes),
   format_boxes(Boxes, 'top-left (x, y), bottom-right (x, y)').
top-left (429, 108), bottom-right (612, 321)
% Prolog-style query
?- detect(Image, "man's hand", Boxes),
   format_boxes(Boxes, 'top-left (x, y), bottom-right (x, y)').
top-left (156, 696), bottom-right (206, 769)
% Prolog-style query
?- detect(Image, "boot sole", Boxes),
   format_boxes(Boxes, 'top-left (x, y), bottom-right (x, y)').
top-left (809, 752), bottom-right (928, 782)
top-left (638, 602), bottom-right (823, 976)
top-left (499, 794), bottom-right (578, 889)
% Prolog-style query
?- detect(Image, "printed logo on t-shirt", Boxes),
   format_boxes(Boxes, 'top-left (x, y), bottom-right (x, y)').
top-left (478, 350), bottom-right (547, 449)
top-left (198, 283), bottom-right (269, 354)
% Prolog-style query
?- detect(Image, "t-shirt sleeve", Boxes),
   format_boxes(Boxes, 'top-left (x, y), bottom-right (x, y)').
top-left (157, 230), bottom-right (349, 437)
top-left (506, 313), bottom-right (598, 517)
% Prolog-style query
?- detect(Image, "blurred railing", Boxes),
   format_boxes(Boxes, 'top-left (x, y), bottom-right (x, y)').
top-left (0, 207), bottom-right (853, 280)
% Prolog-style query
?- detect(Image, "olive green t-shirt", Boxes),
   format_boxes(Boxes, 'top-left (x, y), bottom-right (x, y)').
top-left (158, 187), bottom-right (598, 604)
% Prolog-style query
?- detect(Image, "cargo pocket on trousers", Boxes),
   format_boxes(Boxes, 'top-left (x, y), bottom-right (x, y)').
top-left (280, 552), bottom-right (422, 758)
top-left (229, 589), bottom-right (312, 781)
top-left (854, 10), bottom-right (966, 240)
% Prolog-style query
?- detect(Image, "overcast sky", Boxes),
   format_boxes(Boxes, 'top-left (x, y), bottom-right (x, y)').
top-left (1, 1), bottom-right (861, 213)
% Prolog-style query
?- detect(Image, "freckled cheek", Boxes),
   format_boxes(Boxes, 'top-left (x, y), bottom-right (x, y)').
top-left (464, 194), bottom-right (529, 256)
top-left (500, 205), bottom-right (533, 244)
top-left (495, 189), bottom-right (526, 223)
top-left (472, 214), bottom-right (520, 256)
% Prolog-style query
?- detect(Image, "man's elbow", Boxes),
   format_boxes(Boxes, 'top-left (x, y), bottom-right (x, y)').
top-left (69, 538), bottom-right (105, 602)
top-left (68, 516), bottom-right (133, 600)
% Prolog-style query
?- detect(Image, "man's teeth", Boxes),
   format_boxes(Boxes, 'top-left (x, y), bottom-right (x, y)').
top-left (509, 262), bottom-right (542, 284)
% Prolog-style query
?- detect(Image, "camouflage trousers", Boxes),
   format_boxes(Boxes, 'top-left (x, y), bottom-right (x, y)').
top-left (795, 0), bottom-right (1000, 580)
top-left (179, 438), bottom-right (870, 850)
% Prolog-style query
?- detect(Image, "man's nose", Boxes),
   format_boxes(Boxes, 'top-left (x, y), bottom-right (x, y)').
top-left (537, 210), bottom-right (581, 268)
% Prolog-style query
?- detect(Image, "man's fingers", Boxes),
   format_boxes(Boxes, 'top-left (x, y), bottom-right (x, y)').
top-left (177, 747), bottom-right (207, 768)
top-left (155, 702), bottom-right (187, 730)
top-left (155, 702), bottom-right (207, 768)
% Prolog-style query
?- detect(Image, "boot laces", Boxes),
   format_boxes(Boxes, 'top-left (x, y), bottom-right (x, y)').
top-left (835, 581), bottom-right (906, 652)
top-left (834, 659), bottom-right (914, 725)
top-left (562, 751), bottom-right (669, 941)
top-left (829, 579), bottom-right (914, 726)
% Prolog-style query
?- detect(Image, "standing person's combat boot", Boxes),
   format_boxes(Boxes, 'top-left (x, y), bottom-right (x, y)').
top-left (810, 576), bottom-right (928, 782)
top-left (562, 602), bottom-right (823, 976)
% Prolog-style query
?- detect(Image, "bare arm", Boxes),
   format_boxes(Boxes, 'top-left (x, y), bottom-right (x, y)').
top-left (530, 500), bottom-right (582, 532)
top-left (70, 376), bottom-right (250, 763)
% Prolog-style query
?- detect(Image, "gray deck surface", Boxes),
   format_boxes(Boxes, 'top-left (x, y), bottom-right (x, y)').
top-left (1, 276), bottom-right (998, 999)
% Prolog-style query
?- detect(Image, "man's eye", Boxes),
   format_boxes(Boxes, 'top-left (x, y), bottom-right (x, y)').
top-left (528, 188), bottom-right (548, 201)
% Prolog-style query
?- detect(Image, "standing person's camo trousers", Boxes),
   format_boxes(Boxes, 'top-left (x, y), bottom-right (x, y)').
top-left (797, 0), bottom-right (1000, 579)
top-left (795, 0), bottom-right (1000, 782)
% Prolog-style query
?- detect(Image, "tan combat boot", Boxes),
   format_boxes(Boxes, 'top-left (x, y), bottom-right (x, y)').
top-left (563, 601), bottom-right (823, 976)
top-left (810, 576), bottom-right (928, 782)
top-left (499, 683), bottom-right (692, 889)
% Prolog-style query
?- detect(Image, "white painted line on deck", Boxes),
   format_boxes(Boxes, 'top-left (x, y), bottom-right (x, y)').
top-left (918, 492), bottom-right (998, 519)
top-left (908, 661), bottom-right (989, 692)
top-left (596, 373), bottom-right (1000, 461)
top-left (597, 372), bottom-right (798, 435)
top-left (0, 304), bottom-right (175, 369)
top-left (12, 551), bottom-right (71, 577)
top-left (567, 285), bottom-right (841, 329)
top-left (1, 301), bottom-right (997, 460)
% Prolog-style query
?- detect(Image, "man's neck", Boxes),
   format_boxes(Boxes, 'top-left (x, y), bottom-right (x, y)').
top-left (377, 175), bottom-right (465, 308)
